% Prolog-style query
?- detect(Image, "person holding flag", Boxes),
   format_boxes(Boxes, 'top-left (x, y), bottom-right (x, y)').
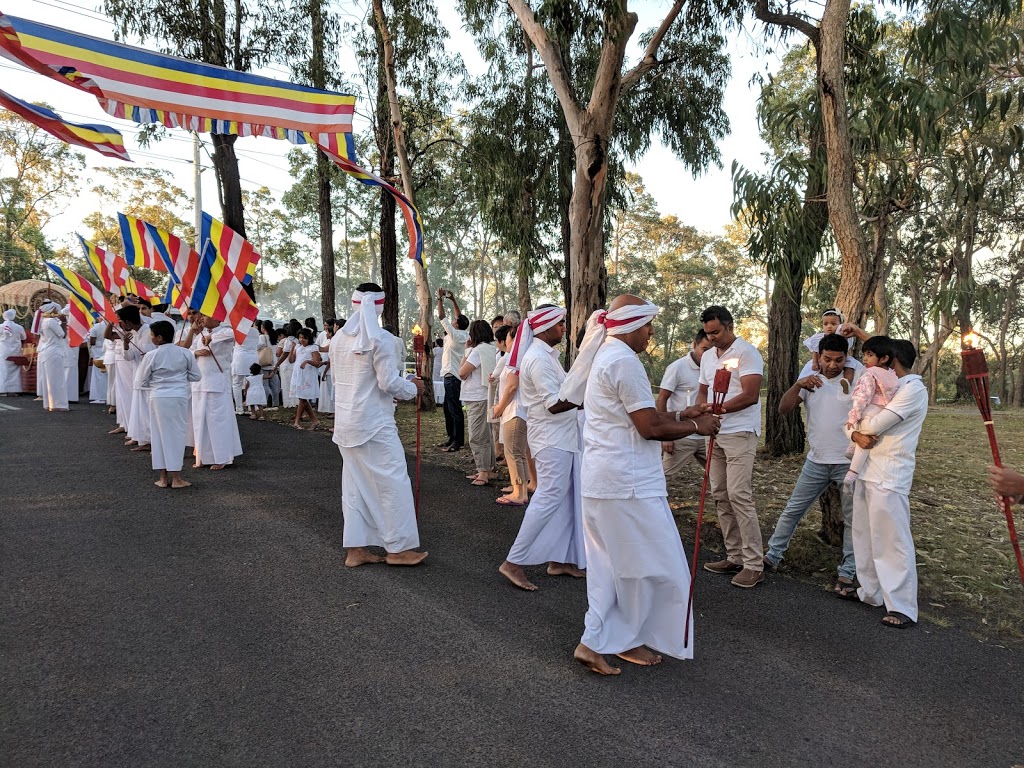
top-left (181, 314), bottom-right (242, 471)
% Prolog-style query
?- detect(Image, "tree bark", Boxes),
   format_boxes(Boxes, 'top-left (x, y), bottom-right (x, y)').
top-left (310, 0), bottom-right (336, 322)
top-left (373, 14), bottom-right (400, 333)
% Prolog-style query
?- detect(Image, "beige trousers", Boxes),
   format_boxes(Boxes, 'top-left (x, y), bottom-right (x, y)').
top-left (465, 400), bottom-right (494, 474)
top-left (502, 417), bottom-right (530, 489)
top-left (662, 437), bottom-right (707, 478)
top-left (709, 430), bottom-right (763, 570)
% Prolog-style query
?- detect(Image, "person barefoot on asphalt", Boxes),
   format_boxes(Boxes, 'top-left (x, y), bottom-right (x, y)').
top-left (498, 305), bottom-right (586, 591)
top-left (331, 283), bottom-right (428, 568)
top-left (559, 296), bottom-right (721, 676)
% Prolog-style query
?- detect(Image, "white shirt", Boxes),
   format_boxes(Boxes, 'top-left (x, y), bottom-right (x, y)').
top-left (0, 318), bottom-right (25, 358)
top-left (495, 355), bottom-right (526, 425)
top-left (461, 346), bottom-right (489, 402)
top-left (518, 340), bottom-right (578, 453)
top-left (102, 337), bottom-right (116, 365)
top-left (138, 343), bottom-right (201, 398)
top-left (857, 374), bottom-right (928, 495)
top-left (439, 317), bottom-right (468, 378)
top-left (660, 353), bottom-right (703, 444)
top-left (279, 336), bottom-right (296, 370)
top-left (36, 318), bottom-right (66, 363)
top-left (330, 329), bottom-right (417, 448)
top-left (699, 336), bottom-right (763, 436)
top-left (432, 346), bottom-right (443, 381)
top-left (231, 327), bottom-right (260, 375)
top-left (392, 334), bottom-right (406, 377)
top-left (582, 339), bottom-right (665, 499)
top-left (190, 325), bottom-right (234, 393)
top-left (88, 322), bottom-right (106, 359)
top-left (795, 365), bottom-right (857, 465)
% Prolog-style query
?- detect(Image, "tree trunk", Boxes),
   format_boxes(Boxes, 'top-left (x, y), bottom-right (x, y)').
top-left (309, 0), bottom-right (335, 322)
top-left (373, 15), bottom-right (400, 333)
top-left (817, 485), bottom-right (844, 546)
top-left (765, 267), bottom-right (806, 456)
top-left (372, 0), bottom-right (434, 408)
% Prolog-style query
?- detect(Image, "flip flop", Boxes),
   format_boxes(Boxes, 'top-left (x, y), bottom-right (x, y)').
top-left (834, 580), bottom-right (859, 601)
top-left (881, 611), bottom-right (914, 629)
top-left (470, 478), bottom-right (489, 486)
top-left (495, 497), bottom-right (526, 507)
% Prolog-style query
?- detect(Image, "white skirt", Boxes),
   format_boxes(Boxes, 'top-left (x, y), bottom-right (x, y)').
top-left (192, 390), bottom-right (242, 466)
top-left (280, 366), bottom-right (295, 407)
top-left (127, 387), bottom-right (152, 444)
top-left (290, 363), bottom-right (319, 400)
top-left (318, 367), bottom-right (334, 414)
top-left (89, 363), bottom-right (107, 403)
top-left (114, 360), bottom-right (136, 428)
top-left (0, 353), bottom-right (20, 393)
top-left (37, 357), bottom-right (68, 410)
top-left (150, 396), bottom-right (189, 472)
top-left (580, 495), bottom-right (693, 660)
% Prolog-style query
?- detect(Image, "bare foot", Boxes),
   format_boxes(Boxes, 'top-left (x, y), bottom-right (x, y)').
top-left (170, 479), bottom-right (192, 489)
top-left (574, 643), bottom-right (621, 676)
top-left (499, 561), bottom-right (538, 591)
top-left (193, 462), bottom-right (202, 469)
top-left (616, 646), bottom-right (663, 666)
top-left (130, 445), bottom-right (150, 452)
top-left (209, 464), bottom-right (226, 471)
top-left (345, 547), bottom-right (386, 567)
top-left (108, 426), bottom-right (125, 435)
top-left (124, 439), bottom-right (137, 446)
top-left (154, 480), bottom-right (169, 488)
top-left (547, 562), bottom-right (586, 578)
top-left (249, 415), bottom-right (257, 420)
top-left (386, 550), bottom-right (429, 566)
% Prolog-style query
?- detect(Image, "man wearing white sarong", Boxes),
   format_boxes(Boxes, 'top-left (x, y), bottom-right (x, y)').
top-left (140, 319), bottom-right (201, 488)
top-left (0, 308), bottom-right (26, 395)
top-left (183, 316), bottom-right (241, 470)
top-left (106, 305), bottom-right (145, 434)
top-left (498, 305), bottom-right (586, 591)
top-left (330, 283), bottom-right (427, 567)
top-left (125, 313), bottom-right (156, 450)
top-left (60, 307), bottom-right (80, 404)
top-left (35, 302), bottom-right (68, 411)
top-left (87, 319), bottom-right (107, 403)
top-left (559, 296), bottom-right (720, 675)
top-left (844, 334), bottom-right (927, 629)
top-left (231, 326), bottom-right (260, 414)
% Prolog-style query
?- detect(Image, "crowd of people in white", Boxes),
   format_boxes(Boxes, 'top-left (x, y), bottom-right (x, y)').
top-left (0, 287), bottom-right (970, 674)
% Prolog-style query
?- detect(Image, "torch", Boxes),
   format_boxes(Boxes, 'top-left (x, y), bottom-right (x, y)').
top-left (961, 332), bottom-right (1024, 587)
top-left (412, 324), bottom-right (425, 518)
top-left (684, 358), bottom-right (737, 647)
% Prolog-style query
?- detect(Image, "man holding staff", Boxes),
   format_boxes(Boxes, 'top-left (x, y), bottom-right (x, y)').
top-left (562, 295), bottom-right (720, 675)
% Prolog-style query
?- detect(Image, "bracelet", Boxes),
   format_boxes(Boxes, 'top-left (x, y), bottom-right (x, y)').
top-left (674, 410), bottom-right (681, 422)
top-left (690, 420), bottom-right (700, 434)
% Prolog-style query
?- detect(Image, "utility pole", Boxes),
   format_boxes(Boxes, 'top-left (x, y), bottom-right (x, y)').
top-left (193, 131), bottom-right (203, 248)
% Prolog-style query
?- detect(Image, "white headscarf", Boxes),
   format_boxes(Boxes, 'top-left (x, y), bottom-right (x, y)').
top-left (59, 306), bottom-right (71, 317)
top-left (341, 289), bottom-right (385, 354)
top-left (32, 301), bottom-right (62, 334)
top-left (558, 301), bottom-right (660, 405)
top-left (506, 306), bottom-right (566, 371)
top-left (2, 308), bottom-right (15, 321)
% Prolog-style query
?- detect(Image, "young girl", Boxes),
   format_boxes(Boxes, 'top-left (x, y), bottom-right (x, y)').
top-left (843, 335), bottom-right (901, 491)
top-left (289, 327), bottom-right (322, 430)
top-left (243, 362), bottom-right (267, 420)
top-left (805, 308), bottom-right (856, 383)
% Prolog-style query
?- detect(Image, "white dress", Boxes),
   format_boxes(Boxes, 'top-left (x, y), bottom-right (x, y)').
top-left (36, 318), bottom-right (69, 410)
top-left (280, 336), bottom-right (297, 407)
top-left (289, 343), bottom-right (320, 400)
top-left (318, 335), bottom-right (335, 414)
top-left (0, 318), bottom-right (26, 393)
top-left (244, 373), bottom-right (267, 406)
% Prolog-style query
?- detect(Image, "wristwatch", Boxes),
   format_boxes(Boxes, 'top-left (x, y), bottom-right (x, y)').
top-left (674, 410), bottom-right (681, 422)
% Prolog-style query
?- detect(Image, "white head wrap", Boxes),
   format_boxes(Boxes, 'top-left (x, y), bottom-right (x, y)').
top-left (40, 301), bottom-right (61, 314)
top-left (32, 302), bottom-right (62, 334)
top-left (506, 306), bottom-right (566, 371)
top-left (558, 301), bottom-right (660, 405)
top-left (822, 308), bottom-right (845, 323)
top-left (59, 306), bottom-right (71, 317)
top-left (2, 308), bottom-right (15, 321)
top-left (341, 289), bottom-right (386, 354)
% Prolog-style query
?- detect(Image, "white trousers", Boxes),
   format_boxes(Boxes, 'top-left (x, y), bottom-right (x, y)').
top-left (853, 479), bottom-right (918, 621)
top-left (37, 357), bottom-right (68, 410)
top-left (338, 424), bottom-right (420, 552)
top-left (232, 373), bottom-right (246, 413)
top-left (89, 364), bottom-right (107, 403)
top-left (105, 361), bottom-right (116, 407)
top-left (280, 366), bottom-right (295, 407)
top-left (506, 447), bottom-right (586, 568)
top-left (128, 387), bottom-right (152, 444)
top-left (150, 396), bottom-right (188, 472)
top-left (192, 390), bottom-right (242, 466)
top-left (581, 496), bottom-right (693, 659)
top-left (65, 361), bottom-right (79, 402)
top-left (114, 360), bottom-right (136, 428)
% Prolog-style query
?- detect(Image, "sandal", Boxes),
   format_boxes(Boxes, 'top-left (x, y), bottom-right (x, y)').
top-left (495, 496), bottom-right (526, 507)
top-left (881, 611), bottom-right (914, 629)
top-left (439, 445), bottom-right (462, 453)
top-left (470, 478), bottom-right (489, 486)
top-left (834, 579), bottom-right (859, 601)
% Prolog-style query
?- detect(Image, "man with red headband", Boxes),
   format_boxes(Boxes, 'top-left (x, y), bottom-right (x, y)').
top-left (498, 304), bottom-right (587, 591)
top-left (560, 295), bottom-right (720, 675)
top-left (331, 283), bottom-right (427, 568)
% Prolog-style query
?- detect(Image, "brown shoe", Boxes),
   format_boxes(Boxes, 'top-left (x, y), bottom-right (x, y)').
top-left (731, 568), bottom-right (765, 588)
top-left (704, 559), bottom-right (743, 574)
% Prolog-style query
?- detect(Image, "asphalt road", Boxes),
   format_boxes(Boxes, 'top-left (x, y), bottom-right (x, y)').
top-left (1, 402), bottom-right (1022, 768)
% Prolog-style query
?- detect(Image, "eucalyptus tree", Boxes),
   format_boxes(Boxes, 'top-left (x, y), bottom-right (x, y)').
top-left (459, 0), bottom-right (733, 356)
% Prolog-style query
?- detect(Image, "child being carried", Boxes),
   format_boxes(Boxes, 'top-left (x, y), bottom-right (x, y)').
top-left (843, 335), bottom-right (900, 491)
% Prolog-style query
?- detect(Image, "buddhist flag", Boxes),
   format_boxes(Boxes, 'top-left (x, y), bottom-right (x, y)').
top-left (117, 213), bottom-right (166, 272)
top-left (79, 235), bottom-right (161, 304)
top-left (0, 88), bottom-right (130, 161)
top-left (200, 213), bottom-right (259, 285)
top-left (66, 293), bottom-right (96, 347)
top-left (43, 261), bottom-right (117, 323)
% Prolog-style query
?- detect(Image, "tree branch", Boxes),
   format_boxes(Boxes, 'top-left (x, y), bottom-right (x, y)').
top-left (751, 0), bottom-right (820, 46)
top-left (620, 0), bottom-right (686, 92)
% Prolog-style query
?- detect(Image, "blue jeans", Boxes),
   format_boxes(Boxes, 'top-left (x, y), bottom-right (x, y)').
top-left (766, 459), bottom-right (856, 581)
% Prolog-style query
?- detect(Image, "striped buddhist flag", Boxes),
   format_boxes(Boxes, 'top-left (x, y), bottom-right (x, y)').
top-left (0, 88), bottom-right (130, 161)
top-left (66, 293), bottom-right (96, 347)
top-left (43, 261), bottom-right (117, 323)
top-left (200, 213), bottom-right (260, 285)
top-left (140, 221), bottom-right (257, 343)
top-left (79, 235), bottom-right (161, 304)
top-left (117, 213), bottom-right (166, 272)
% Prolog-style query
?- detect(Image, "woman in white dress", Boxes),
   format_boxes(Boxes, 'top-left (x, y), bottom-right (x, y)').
top-left (316, 320), bottom-right (335, 415)
top-left (0, 308), bottom-right (26, 395)
top-left (289, 327), bottom-right (322, 429)
top-left (139, 319), bottom-right (201, 489)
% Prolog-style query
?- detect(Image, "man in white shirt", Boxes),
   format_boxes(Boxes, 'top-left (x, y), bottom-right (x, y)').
top-left (181, 315), bottom-right (241, 470)
top-left (436, 288), bottom-right (469, 451)
top-left (331, 283), bottom-right (427, 568)
top-left (846, 334), bottom-right (928, 628)
top-left (657, 329), bottom-right (714, 477)
top-left (697, 305), bottom-right (765, 589)
top-left (498, 305), bottom-right (586, 591)
top-left (764, 333), bottom-right (859, 595)
top-left (230, 326), bottom-right (260, 414)
top-left (560, 295), bottom-right (720, 676)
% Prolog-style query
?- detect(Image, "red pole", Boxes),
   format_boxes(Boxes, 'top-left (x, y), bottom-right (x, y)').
top-left (413, 332), bottom-right (425, 519)
top-left (684, 437), bottom-right (715, 648)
